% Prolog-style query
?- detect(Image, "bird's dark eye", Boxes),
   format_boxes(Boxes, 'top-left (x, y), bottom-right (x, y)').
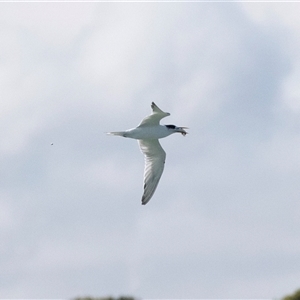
top-left (166, 125), bottom-right (176, 129)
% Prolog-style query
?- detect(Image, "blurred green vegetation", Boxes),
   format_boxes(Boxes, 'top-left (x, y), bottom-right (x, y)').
top-left (283, 289), bottom-right (300, 300)
top-left (74, 289), bottom-right (300, 300)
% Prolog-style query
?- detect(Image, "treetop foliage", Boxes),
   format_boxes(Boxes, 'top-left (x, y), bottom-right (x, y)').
top-left (283, 289), bottom-right (300, 300)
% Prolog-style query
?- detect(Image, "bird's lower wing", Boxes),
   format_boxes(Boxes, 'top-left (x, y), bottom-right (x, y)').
top-left (138, 139), bottom-right (166, 205)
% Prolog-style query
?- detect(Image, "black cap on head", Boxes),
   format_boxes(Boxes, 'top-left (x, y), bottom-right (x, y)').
top-left (165, 124), bottom-right (176, 129)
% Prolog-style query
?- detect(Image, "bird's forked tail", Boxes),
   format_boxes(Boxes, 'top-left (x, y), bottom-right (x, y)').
top-left (107, 131), bottom-right (126, 137)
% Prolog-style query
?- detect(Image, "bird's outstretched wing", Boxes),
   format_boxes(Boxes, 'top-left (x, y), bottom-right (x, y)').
top-left (137, 102), bottom-right (170, 127)
top-left (138, 139), bottom-right (166, 205)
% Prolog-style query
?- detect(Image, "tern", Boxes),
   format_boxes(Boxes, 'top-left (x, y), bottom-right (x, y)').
top-left (107, 102), bottom-right (188, 205)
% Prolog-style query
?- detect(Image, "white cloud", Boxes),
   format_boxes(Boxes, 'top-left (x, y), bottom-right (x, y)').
top-left (1, 2), bottom-right (300, 299)
top-left (0, 3), bottom-right (96, 48)
top-left (258, 131), bottom-right (300, 172)
top-left (241, 2), bottom-right (300, 116)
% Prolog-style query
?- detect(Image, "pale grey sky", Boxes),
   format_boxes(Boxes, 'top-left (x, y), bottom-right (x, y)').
top-left (1, 2), bottom-right (300, 299)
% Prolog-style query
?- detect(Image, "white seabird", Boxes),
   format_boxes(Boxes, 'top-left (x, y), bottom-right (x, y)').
top-left (107, 102), bottom-right (188, 205)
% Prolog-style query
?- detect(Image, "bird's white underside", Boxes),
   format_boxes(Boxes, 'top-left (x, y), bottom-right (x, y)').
top-left (108, 102), bottom-right (186, 205)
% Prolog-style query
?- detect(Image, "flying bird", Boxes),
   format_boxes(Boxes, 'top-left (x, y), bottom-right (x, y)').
top-left (107, 102), bottom-right (188, 205)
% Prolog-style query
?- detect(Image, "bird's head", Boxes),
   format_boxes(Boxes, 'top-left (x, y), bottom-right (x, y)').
top-left (165, 125), bottom-right (188, 136)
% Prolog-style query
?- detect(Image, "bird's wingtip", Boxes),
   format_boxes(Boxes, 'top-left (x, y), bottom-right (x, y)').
top-left (141, 196), bottom-right (149, 205)
top-left (151, 102), bottom-right (170, 116)
top-left (151, 102), bottom-right (158, 110)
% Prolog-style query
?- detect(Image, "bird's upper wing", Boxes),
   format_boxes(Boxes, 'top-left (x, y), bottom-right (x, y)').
top-left (137, 102), bottom-right (170, 127)
top-left (138, 139), bottom-right (166, 205)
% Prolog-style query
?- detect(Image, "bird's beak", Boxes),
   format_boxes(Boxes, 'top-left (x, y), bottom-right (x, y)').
top-left (176, 127), bottom-right (188, 136)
